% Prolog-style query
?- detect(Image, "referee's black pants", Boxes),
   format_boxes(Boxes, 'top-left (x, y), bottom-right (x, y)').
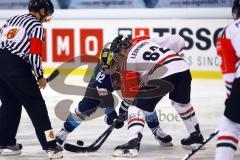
top-left (0, 50), bottom-right (56, 150)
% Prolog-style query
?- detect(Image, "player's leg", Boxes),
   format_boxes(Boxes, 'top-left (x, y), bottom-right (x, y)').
top-left (118, 100), bottom-right (172, 146)
top-left (57, 90), bottom-right (119, 143)
top-left (166, 70), bottom-right (203, 148)
top-left (145, 111), bottom-right (173, 146)
top-left (0, 78), bottom-right (22, 156)
top-left (112, 105), bottom-right (145, 157)
top-left (113, 86), bottom-right (164, 157)
top-left (215, 78), bottom-right (240, 160)
top-left (56, 96), bottom-right (100, 145)
top-left (215, 116), bottom-right (240, 160)
top-left (172, 101), bottom-right (203, 148)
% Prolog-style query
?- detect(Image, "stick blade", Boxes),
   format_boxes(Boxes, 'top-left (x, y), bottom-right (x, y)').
top-left (64, 143), bottom-right (89, 153)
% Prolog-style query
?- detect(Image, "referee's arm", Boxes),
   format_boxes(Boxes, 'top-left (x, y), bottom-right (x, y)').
top-left (29, 26), bottom-right (44, 80)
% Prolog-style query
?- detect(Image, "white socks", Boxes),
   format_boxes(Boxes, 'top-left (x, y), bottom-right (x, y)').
top-left (172, 101), bottom-right (198, 133)
top-left (128, 105), bottom-right (145, 141)
top-left (215, 116), bottom-right (240, 160)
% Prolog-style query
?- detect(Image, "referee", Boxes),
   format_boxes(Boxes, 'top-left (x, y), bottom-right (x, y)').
top-left (0, 0), bottom-right (62, 159)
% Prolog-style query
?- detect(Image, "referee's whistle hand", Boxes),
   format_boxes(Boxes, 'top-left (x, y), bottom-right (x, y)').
top-left (38, 77), bottom-right (47, 89)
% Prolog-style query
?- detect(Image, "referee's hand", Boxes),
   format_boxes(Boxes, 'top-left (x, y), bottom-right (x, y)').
top-left (38, 77), bottom-right (47, 89)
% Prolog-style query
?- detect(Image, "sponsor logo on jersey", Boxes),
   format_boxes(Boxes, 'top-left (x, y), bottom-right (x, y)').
top-left (5, 28), bottom-right (20, 39)
top-left (44, 129), bottom-right (55, 142)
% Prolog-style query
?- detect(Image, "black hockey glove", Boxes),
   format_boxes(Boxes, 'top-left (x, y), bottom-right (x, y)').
top-left (110, 35), bottom-right (123, 53)
top-left (119, 100), bottom-right (129, 121)
top-left (105, 109), bottom-right (124, 129)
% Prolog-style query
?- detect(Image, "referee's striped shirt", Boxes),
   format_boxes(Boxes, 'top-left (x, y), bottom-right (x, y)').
top-left (0, 14), bottom-right (44, 79)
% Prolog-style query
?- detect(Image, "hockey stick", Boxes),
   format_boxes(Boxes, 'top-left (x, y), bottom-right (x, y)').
top-left (182, 130), bottom-right (219, 160)
top-left (64, 123), bottom-right (115, 152)
top-left (46, 69), bottom-right (60, 82)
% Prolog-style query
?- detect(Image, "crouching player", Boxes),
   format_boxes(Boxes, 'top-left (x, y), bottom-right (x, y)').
top-left (106, 35), bottom-right (204, 157)
top-left (56, 48), bottom-right (173, 147)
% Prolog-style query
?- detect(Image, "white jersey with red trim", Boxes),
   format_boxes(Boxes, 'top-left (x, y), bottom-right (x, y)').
top-left (223, 19), bottom-right (240, 78)
top-left (125, 35), bottom-right (189, 82)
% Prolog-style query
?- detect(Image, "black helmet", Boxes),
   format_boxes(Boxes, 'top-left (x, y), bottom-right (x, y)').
top-left (29, 0), bottom-right (54, 16)
top-left (110, 35), bottom-right (132, 54)
top-left (232, 0), bottom-right (240, 19)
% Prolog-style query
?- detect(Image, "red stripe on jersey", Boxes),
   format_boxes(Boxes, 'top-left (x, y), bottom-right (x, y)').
top-left (157, 53), bottom-right (178, 65)
top-left (149, 53), bottom-right (178, 75)
top-left (179, 107), bottom-right (194, 116)
top-left (218, 136), bottom-right (239, 144)
top-left (128, 118), bottom-right (145, 125)
top-left (30, 38), bottom-right (43, 55)
top-left (131, 36), bottom-right (150, 44)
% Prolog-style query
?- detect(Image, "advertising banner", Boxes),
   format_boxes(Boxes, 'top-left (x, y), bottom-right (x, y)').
top-left (0, 19), bottom-right (232, 78)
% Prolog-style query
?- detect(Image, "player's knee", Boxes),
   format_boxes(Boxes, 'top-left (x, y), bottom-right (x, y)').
top-left (77, 98), bottom-right (99, 117)
top-left (171, 100), bottom-right (190, 111)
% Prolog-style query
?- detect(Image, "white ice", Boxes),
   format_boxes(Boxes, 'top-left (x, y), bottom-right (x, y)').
top-left (1, 76), bottom-right (240, 160)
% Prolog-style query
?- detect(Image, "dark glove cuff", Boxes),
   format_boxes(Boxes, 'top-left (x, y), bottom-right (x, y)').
top-left (37, 75), bottom-right (43, 80)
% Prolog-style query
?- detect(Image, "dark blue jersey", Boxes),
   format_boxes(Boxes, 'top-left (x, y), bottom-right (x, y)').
top-left (92, 63), bottom-right (114, 92)
top-left (77, 62), bottom-right (114, 113)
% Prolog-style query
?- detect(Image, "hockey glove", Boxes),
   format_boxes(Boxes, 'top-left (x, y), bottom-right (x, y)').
top-left (104, 108), bottom-right (124, 129)
top-left (110, 35), bottom-right (123, 53)
top-left (119, 100), bottom-right (129, 121)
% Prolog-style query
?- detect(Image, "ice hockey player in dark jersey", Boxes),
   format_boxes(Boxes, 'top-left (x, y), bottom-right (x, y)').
top-left (56, 48), bottom-right (173, 147)
top-left (0, 0), bottom-right (62, 159)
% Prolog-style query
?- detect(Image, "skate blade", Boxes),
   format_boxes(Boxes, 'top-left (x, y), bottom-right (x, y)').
top-left (0, 149), bottom-right (21, 156)
top-left (182, 144), bottom-right (206, 150)
top-left (112, 149), bottom-right (138, 157)
top-left (48, 151), bottom-right (63, 159)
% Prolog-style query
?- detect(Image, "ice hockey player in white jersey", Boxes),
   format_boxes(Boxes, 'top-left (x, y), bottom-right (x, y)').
top-left (215, 0), bottom-right (240, 159)
top-left (55, 48), bottom-right (173, 148)
top-left (107, 35), bottom-right (204, 157)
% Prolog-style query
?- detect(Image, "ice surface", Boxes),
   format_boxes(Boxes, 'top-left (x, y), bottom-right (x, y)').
top-left (1, 77), bottom-right (240, 160)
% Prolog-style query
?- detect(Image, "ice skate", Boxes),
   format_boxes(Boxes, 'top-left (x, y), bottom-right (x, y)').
top-left (153, 127), bottom-right (173, 147)
top-left (0, 143), bottom-right (22, 156)
top-left (47, 144), bottom-right (63, 159)
top-left (181, 131), bottom-right (204, 149)
top-left (112, 133), bottom-right (142, 157)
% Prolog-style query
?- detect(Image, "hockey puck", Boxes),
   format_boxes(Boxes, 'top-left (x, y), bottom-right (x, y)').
top-left (77, 140), bottom-right (84, 146)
